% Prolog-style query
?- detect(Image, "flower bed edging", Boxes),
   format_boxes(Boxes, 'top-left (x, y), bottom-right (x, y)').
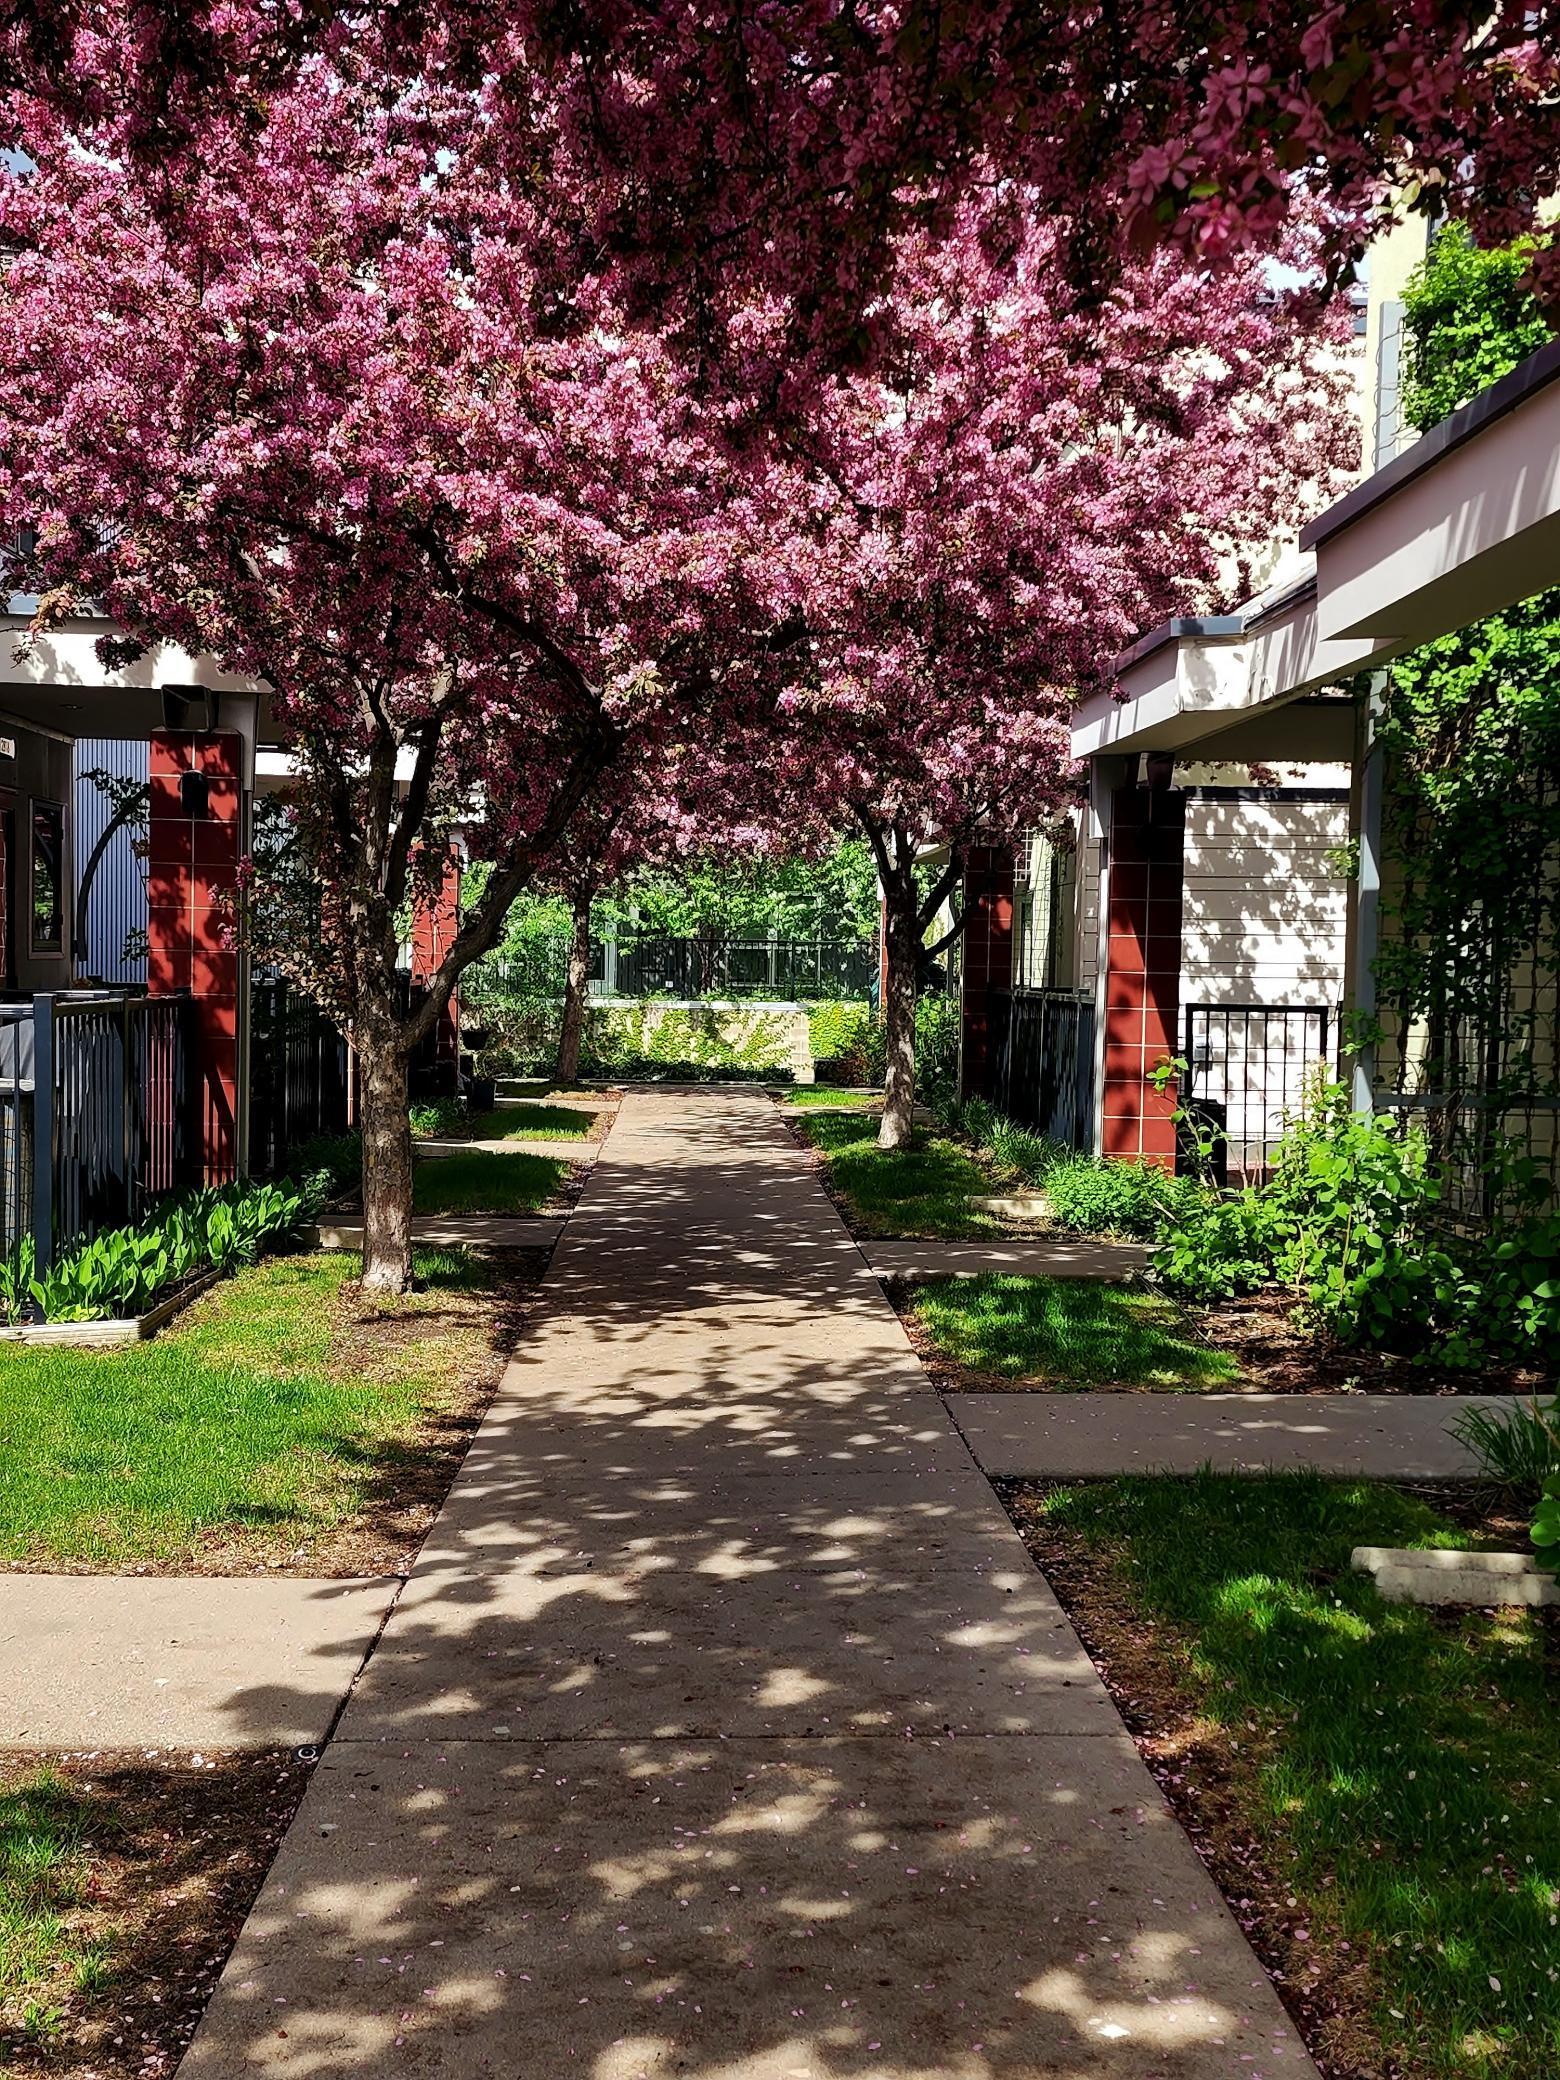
top-left (0, 1268), bottom-right (223, 1348)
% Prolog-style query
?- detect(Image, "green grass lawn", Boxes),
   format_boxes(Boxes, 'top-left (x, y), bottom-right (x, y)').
top-left (479, 1102), bottom-right (597, 1139)
top-left (412, 1147), bottom-right (568, 1214)
top-left (908, 1273), bottom-right (1241, 1389)
top-left (0, 1767), bottom-right (99, 2045)
top-left (796, 1112), bottom-right (1002, 1236)
top-left (784, 1087), bottom-right (883, 1110)
top-left (1026, 1474), bottom-right (1560, 2080)
top-left (0, 1249), bottom-right (503, 1567)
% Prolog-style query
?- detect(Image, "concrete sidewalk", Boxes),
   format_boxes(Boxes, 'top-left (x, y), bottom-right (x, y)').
top-left (950, 1389), bottom-right (1504, 1478)
top-left (0, 1576), bottom-right (396, 1749)
top-left (180, 1091), bottom-right (1318, 2079)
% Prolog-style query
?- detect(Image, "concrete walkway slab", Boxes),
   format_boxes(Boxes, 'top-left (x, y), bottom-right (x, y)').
top-left (951, 1390), bottom-right (1503, 1478)
top-left (179, 1090), bottom-right (1318, 2078)
top-left (0, 1576), bottom-right (397, 1750)
top-left (184, 1735), bottom-right (1312, 2080)
top-left (865, 1239), bottom-right (1147, 1281)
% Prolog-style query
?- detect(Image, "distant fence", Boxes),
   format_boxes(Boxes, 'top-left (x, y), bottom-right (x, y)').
top-left (993, 986), bottom-right (1095, 1151)
top-left (1181, 1002), bottom-right (1333, 1185)
top-left (0, 990), bottom-right (199, 1268)
top-left (465, 936), bottom-right (878, 1005)
top-left (249, 973), bottom-right (353, 1177)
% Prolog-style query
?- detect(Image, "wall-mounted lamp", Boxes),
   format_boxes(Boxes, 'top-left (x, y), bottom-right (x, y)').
top-left (179, 768), bottom-right (211, 819)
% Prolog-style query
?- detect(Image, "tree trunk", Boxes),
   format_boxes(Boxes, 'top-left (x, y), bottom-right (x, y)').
top-left (358, 1018), bottom-right (414, 1294)
top-left (878, 864), bottom-right (920, 1151)
top-left (556, 890), bottom-right (592, 1084)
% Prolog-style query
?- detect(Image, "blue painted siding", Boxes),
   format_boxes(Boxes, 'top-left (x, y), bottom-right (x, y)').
top-left (72, 738), bottom-right (149, 984)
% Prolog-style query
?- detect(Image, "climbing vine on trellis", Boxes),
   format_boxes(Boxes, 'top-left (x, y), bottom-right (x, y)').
top-left (1373, 226), bottom-right (1560, 1201)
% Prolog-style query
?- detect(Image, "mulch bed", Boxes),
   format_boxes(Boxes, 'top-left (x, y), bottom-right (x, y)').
top-left (999, 1482), bottom-right (1406, 2079)
top-left (0, 1749), bottom-right (311, 2080)
top-left (1186, 1291), bottom-right (1549, 1398)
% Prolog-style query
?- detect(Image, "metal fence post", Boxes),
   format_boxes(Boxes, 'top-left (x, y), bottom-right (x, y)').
top-left (31, 993), bottom-right (54, 1282)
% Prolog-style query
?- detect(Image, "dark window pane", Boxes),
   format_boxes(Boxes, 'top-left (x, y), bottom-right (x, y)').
top-left (31, 802), bottom-right (61, 952)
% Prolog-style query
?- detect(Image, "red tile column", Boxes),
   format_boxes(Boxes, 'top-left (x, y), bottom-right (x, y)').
top-left (1101, 780), bottom-right (1184, 1171)
top-left (147, 730), bottom-right (242, 1184)
top-left (410, 846), bottom-right (462, 1081)
top-left (959, 838), bottom-right (1016, 1101)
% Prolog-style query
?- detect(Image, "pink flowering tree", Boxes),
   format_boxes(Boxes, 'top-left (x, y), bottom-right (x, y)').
top-left (9, 5), bottom-right (1556, 331)
top-left (777, 203), bottom-right (1360, 1147)
top-left (0, 70), bottom-right (794, 1290)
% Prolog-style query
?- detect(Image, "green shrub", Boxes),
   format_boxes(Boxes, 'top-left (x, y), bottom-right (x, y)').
top-left (1153, 1191), bottom-right (1278, 1303)
top-left (1451, 1395), bottom-right (1560, 1497)
top-left (914, 994), bottom-right (961, 1111)
top-left (1046, 1154), bottom-right (1204, 1240)
top-left (809, 1001), bottom-right (886, 1086)
top-left (290, 1130), bottom-right (363, 1194)
top-left (409, 1096), bottom-right (466, 1138)
top-left (584, 1003), bottom-right (795, 1077)
top-left (1, 1176), bottom-right (322, 1326)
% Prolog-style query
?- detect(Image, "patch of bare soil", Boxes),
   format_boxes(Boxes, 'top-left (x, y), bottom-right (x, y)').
top-left (0, 1749), bottom-right (311, 2080)
top-left (998, 1483), bottom-right (1399, 2079)
top-left (1191, 1292), bottom-right (1550, 1397)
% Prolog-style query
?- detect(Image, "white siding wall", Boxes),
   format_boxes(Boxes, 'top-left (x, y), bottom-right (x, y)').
top-left (1181, 795), bottom-right (1349, 1007)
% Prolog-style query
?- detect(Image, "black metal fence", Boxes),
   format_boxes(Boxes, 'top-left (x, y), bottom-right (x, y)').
top-left (1181, 1002), bottom-right (1333, 1185)
top-left (994, 986), bottom-right (1096, 1151)
top-left (600, 936), bottom-right (878, 1001)
top-left (0, 990), bottom-right (200, 1268)
top-left (249, 972), bottom-right (352, 1176)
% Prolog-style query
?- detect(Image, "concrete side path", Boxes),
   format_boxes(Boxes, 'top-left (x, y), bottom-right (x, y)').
top-left (315, 1214), bottom-right (566, 1251)
top-left (951, 1390), bottom-right (1501, 1478)
top-left (180, 1091), bottom-right (1318, 2080)
top-left (0, 1577), bottom-right (397, 1749)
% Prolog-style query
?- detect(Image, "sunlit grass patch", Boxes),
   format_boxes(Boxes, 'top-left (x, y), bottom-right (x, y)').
top-left (0, 1768), bottom-right (93, 2038)
top-left (909, 1273), bottom-right (1240, 1389)
top-left (412, 1148), bottom-right (567, 1214)
top-left (796, 1112), bottom-right (1002, 1236)
top-left (1033, 1472), bottom-right (1560, 2080)
top-left (0, 1249), bottom-right (504, 1566)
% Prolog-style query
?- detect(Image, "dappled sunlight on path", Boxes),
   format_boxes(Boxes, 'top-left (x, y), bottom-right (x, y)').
top-left (180, 1092), bottom-right (1316, 2078)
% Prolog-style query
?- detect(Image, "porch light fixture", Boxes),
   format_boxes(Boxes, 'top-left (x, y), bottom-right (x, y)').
top-left (179, 768), bottom-right (211, 819)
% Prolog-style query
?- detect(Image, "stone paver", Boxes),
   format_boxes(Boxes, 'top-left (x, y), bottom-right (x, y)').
top-left (0, 1577), bottom-right (397, 1749)
top-left (950, 1390), bottom-right (1505, 1478)
top-left (865, 1238), bottom-right (1146, 1281)
top-left (180, 1091), bottom-right (1318, 2079)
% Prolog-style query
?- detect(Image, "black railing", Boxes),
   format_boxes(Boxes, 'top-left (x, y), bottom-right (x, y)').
top-left (994, 986), bottom-right (1096, 1151)
top-left (1181, 1002), bottom-right (1332, 1185)
top-left (465, 936), bottom-right (878, 1005)
top-left (0, 990), bottom-right (200, 1267)
top-left (250, 973), bottom-right (351, 1176)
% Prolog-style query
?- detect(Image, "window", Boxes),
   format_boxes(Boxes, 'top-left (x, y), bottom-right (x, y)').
top-left (30, 801), bottom-right (62, 954)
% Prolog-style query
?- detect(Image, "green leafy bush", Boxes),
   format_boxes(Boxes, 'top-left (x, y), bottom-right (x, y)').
top-left (914, 994), bottom-right (961, 1111)
top-left (1, 1177), bottom-right (323, 1326)
top-left (1152, 1192), bottom-right (1279, 1303)
top-left (409, 1096), bottom-right (467, 1138)
top-left (290, 1130), bottom-right (363, 1194)
top-left (1046, 1154), bottom-right (1205, 1240)
top-left (808, 1001), bottom-right (886, 1085)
